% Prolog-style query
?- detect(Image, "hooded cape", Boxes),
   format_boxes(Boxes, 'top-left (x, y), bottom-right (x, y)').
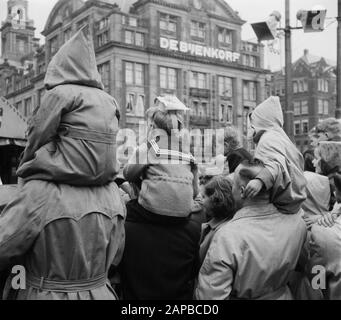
top-left (251, 96), bottom-right (307, 214)
top-left (44, 26), bottom-right (104, 90)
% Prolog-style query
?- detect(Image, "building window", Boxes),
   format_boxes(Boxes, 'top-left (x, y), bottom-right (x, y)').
top-left (293, 82), bottom-right (298, 93)
top-left (159, 13), bottom-right (177, 33)
top-left (218, 27), bottom-right (232, 46)
top-left (198, 103), bottom-right (205, 118)
top-left (218, 76), bottom-right (233, 97)
top-left (250, 56), bottom-right (257, 68)
top-left (191, 101), bottom-right (198, 116)
top-left (125, 30), bottom-right (133, 44)
top-left (301, 100), bottom-right (308, 115)
top-left (243, 81), bottom-right (257, 101)
top-left (294, 121), bottom-right (301, 135)
top-left (15, 101), bottom-right (22, 111)
top-left (98, 62), bottom-right (110, 93)
top-left (135, 32), bottom-right (144, 47)
top-left (50, 36), bottom-right (59, 55)
top-left (97, 31), bottom-right (109, 47)
top-left (302, 120), bottom-right (309, 134)
top-left (24, 97), bottom-right (32, 117)
top-left (323, 100), bottom-right (329, 115)
top-left (190, 71), bottom-right (207, 89)
top-left (318, 79), bottom-right (329, 92)
top-left (160, 67), bottom-right (177, 90)
top-left (219, 104), bottom-right (233, 123)
top-left (135, 63), bottom-right (144, 86)
top-left (296, 80), bottom-right (308, 92)
top-left (125, 62), bottom-right (144, 86)
top-left (129, 17), bottom-right (138, 27)
top-left (126, 93), bottom-right (135, 114)
top-left (124, 31), bottom-right (144, 47)
top-left (191, 21), bottom-right (206, 39)
top-left (17, 39), bottom-right (26, 53)
top-left (63, 28), bottom-right (72, 43)
top-left (318, 99), bottom-right (323, 114)
top-left (294, 101), bottom-right (300, 115)
top-left (98, 17), bottom-right (109, 30)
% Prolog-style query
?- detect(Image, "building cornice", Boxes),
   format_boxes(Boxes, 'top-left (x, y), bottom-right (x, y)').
top-left (41, 22), bottom-right (63, 37)
top-left (5, 84), bottom-right (35, 99)
top-left (133, 0), bottom-right (190, 12)
top-left (31, 73), bottom-right (45, 83)
top-left (207, 12), bottom-right (245, 25)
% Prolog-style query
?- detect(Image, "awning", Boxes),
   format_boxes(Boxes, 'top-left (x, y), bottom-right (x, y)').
top-left (0, 96), bottom-right (28, 141)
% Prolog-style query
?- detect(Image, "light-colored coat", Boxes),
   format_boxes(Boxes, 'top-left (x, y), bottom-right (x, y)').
top-left (309, 217), bottom-right (341, 300)
top-left (16, 28), bottom-right (119, 186)
top-left (0, 180), bottom-right (126, 300)
top-left (251, 96), bottom-right (307, 214)
top-left (196, 201), bottom-right (307, 300)
top-left (302, 171), bottom-right (331, 217)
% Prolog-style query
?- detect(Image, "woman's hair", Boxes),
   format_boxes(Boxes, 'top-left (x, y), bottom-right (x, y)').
top-left (303, 149), bottom-right (315, 172)
top-left (334, 173), bottom-right (341, 192)
top-left (316, 118), bottom-right (341, 140)
top-left (204, 176), bottom-right (235, 220)
top-left (146, 107), bottom-right (184, 136)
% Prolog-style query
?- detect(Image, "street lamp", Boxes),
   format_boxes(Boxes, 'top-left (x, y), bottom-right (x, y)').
top-left (251, 1), bottom-right (328, 141)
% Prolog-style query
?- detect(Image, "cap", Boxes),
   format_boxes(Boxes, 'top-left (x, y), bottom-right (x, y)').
top-left (154, 95), bottom-right (189, 112)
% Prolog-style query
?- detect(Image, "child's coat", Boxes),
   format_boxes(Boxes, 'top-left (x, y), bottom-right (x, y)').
top-left (251, 96), bottom-right (307, 214)
top-left (17, 28), bottom-right (119, 186)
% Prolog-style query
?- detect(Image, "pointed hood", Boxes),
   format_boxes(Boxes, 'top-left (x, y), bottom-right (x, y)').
top-left (44, 26), bottom-right (104, 90)
top-left (251, 96), bottom-right (284, 132)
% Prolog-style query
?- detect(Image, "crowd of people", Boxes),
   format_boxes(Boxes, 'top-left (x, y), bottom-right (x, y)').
top-left (0, 27), bottom-right (340, 300)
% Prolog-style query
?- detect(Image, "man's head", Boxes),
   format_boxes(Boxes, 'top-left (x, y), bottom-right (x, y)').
top-left (232, 159), bottom-right (268, 210)
top-left (223, 126), bottom-right (240, 156)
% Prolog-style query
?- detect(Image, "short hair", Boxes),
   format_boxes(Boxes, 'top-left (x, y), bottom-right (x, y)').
top-left (223, 126), bottom-right (240, 156)
top-left (316, 118), bottom-right (341, 139)
top-left (319, 158), bottom-right (340, 176)
top-left (334, 173), bottom-right (341, 191)
top-left (146, 108), bottom-right (184, 136)
top-left (204, 176), bottom-right (235, 220)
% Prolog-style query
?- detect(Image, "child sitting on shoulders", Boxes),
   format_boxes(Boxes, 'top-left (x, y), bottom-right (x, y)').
top-left (123, 95), bottom-right (199, 217)
top-left (244, 96), bottom-right (307, 215)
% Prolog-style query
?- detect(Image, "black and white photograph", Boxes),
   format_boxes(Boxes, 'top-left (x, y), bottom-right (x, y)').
top-left (0, 0), bottom-right (340, 309)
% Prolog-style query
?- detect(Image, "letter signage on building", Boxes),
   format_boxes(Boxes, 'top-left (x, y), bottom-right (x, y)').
top-left (160, 37), bottom-right (240, 63)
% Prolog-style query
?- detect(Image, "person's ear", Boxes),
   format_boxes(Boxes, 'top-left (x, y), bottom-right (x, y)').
top-left (240, 186), bottom-right (246, 199)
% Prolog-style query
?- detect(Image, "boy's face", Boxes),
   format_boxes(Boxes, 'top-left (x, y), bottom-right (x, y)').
top-left (232, 166), bottom-right (245, 211)
top-left (201, 187), bottom-right (212, 218)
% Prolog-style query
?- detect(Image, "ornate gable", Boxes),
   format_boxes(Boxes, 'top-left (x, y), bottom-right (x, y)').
top-left (293, 59), bottom-right (312, 77)
top-left (43, 0), bottom-right (85, 33)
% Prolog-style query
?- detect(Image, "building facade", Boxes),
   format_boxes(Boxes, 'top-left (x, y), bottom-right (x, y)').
top-left (270, 49), bottom-right (337, 152)
top-left (1, 0), bottom-right (269, 148)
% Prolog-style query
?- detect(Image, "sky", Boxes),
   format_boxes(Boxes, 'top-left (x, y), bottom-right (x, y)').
top-left (0, 0), bottom-right (338, 70)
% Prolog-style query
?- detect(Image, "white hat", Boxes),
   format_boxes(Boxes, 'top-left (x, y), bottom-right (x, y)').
top-left (154, 95), bottom-right (189, 112)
